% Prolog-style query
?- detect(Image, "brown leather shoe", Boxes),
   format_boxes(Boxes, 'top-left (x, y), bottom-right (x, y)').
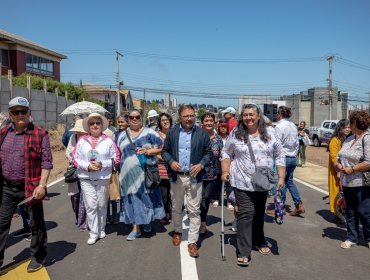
top-left (297, 203), bottom-right (305, 214)
top-left (188, 243), bottom-right (199, 258)
top-left (172, 232), bottom-right (182, 246)
top-left (289, 207), bottom-right (299, 216)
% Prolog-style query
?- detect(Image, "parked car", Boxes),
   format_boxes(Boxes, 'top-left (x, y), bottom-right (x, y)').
top-left (309, 120), bottom-right (339, 147)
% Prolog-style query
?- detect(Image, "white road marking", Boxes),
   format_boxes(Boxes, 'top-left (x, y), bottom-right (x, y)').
top-left (294, 178), bottom-right (329, 195)
top-left (180, 213), bottom-right (199, 280)
top-left (46, 176), bottom-right (65, 189)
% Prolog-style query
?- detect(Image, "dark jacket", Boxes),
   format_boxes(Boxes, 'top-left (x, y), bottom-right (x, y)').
top-left (162, 124), bottom-right (212, 183)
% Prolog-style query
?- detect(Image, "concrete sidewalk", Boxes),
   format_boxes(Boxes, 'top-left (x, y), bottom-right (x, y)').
top-left (294, 162), bottom-right (328, 191)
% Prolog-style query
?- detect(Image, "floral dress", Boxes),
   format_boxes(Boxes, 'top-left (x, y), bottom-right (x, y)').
top-left (117, 127), bottom-right (165, 225)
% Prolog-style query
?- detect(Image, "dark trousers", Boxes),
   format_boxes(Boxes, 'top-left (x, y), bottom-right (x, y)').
top-left (70, 192), bottom-right (81, 223)
top-left (343, 186), bottom-right (370, 242)
top-left (234, 188), bottom-right (268, 257)
top-left (160, 179), bottom-right (171, 214)
top-left (0, 185), bottom-right (47, 266)
top-left (200, 180), bottom-right (213, 223)
top-left (212, 174), bottom-right (222, 203)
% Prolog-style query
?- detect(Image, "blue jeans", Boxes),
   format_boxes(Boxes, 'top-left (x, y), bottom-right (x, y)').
top-left (281, 157), bottom-right (302, 208)
top-left (343, 186), bottom-right (370, 242)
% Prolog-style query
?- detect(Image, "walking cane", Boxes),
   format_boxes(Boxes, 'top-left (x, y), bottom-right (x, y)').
top-left (221, 181), bottom-right (226, 261)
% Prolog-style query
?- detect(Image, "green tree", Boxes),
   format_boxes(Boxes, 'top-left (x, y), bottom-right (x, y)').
top-left (197, 108), bottom-right (206, 120)
top-left (8, 73), bottom-right (103, 105)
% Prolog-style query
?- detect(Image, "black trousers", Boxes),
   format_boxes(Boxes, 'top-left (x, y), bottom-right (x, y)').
top-left (200, 180), bottom-right (213, 223)
top-left (0, 184), bottom-right (47, 266)
top-left (160, 179), bottom-right (171, 215)
top-left (234, 188), bottom-right (268, 258)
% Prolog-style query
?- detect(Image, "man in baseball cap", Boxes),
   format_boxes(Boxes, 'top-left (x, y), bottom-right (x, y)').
top-left (221, 107), bottom-right (237, 132)
top-left (0, 96), bottom-right (53, 272)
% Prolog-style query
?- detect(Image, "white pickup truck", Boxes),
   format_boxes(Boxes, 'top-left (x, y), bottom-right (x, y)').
top-left (309, 120), bottom-right (339, 147)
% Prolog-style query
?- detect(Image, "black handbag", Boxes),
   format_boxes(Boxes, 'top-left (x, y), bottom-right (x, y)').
top-left (360, 134), bottom-right (370, 187)
top-left (64, 164), bottom-right (78, 183)
top-left (245, 135), bottom-right (278, 191)
top-left (126, 130), bottom-right (161, 190)
top-left (145, 163), bottom-right (161, 190)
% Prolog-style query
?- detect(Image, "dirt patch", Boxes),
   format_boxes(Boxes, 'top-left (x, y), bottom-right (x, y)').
top-left (48, 126), bottom-right (68, 183)
top-left (305, 145), bottom-right (329, 167)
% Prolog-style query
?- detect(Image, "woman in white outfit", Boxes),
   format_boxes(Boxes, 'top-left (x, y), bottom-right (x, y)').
top-left (72, 113), bottom-right (120, 245)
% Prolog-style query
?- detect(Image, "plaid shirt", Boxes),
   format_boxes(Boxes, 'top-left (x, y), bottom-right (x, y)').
top-left (0, 122), bottom-right (53, 204)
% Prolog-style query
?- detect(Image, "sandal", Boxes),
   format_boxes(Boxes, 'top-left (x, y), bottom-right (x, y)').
top-left (340, 240), bottom-right (356, 249)
top-left (258, 246), bottom-right (271, 255)
top-left (237, 256), bottom-right (250, 266)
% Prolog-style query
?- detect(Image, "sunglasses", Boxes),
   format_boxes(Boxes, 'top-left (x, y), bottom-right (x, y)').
top-left (10, 109), bottom-right (29, 116)
top-left (129, 115), bottom-right (141, 120)
top-left (89, 121), bottom-right (101, 126)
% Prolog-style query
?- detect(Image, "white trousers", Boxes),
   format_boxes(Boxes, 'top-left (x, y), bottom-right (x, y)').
top-left (171, 175), bottom-right (202, 244)
top-left (80, 179), bottom-right (109, 237)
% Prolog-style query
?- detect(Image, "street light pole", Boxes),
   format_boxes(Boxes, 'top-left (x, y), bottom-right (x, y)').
top-left (116, 50), bottom-right (123, 118)
top-left (327, 55), bottom-right (334, 120)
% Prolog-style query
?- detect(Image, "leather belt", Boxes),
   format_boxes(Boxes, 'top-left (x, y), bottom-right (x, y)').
top-left (5, 180), bottom-right (25, 187)
top-left (177, 171), bottom-right (191, 176)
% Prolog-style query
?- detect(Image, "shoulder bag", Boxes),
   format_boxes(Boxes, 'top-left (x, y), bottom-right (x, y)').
top-left (126, 130), bottom-right (161, 190)
top-left (64, 164), bottom-right (78, 183)
top-left (360, 134), bottom-right (370, 186)
top-left (109, 158), bottom-right (121, 200)
top-left (245, 135), bottom-right (278, 191)
top-left (64, 134), bottom-right (79, 183)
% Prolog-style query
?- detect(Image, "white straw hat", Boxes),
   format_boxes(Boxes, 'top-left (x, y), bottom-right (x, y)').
top-left (69, 119), bottom-right (87, 133)
top-left (82, 113), bottom-right (109, 133)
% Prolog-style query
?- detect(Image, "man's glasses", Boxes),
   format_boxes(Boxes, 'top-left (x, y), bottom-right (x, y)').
top-left (181, 115), bottom-right (195, 119)
top-left (129, 115), bottom-right (141, 120)
top-left (10, 109), bottom-right (29, 116)
top-left (89, 121), bottom-right (101, 126)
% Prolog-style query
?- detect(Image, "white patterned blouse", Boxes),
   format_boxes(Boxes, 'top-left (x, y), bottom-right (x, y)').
top-left (222, 127), bottom-right (285, 192)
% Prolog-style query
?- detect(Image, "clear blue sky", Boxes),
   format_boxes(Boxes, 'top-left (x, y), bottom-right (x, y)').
top-left (2, 0), bottom-right (370, 107)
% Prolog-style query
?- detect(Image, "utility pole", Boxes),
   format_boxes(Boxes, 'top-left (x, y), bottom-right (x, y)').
top-left (327, 55), bottom-right (334, 120)
top-left (116, 50), bottom-right (123, 118)
top-left (143, 88), bottom-right (147, 119)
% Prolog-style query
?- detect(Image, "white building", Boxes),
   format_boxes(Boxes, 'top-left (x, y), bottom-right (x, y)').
top-left (172, 98), bottom-right (177, 108)
top-left (164, 93), bottom-right (171, 108)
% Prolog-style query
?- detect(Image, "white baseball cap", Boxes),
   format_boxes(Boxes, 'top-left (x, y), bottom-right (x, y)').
top-left (221, 107), bottom-right (236, 115)
top-left (9, 97), bottom-right (30, 109)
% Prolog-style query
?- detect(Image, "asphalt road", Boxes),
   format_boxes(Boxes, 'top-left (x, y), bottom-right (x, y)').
top-left (2, 179), bottom-right (370, 280)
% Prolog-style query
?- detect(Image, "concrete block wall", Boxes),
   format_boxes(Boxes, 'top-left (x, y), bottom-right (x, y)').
top-left (0, 77), bottom-right (75, 129)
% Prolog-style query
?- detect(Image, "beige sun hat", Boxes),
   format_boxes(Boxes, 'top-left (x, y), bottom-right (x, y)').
top-left (82, 113), bottom-right (109, 133)
top-left (69, 119), bottom-right (87, 133)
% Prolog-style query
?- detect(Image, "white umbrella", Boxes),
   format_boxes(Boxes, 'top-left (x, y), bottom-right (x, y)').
top-left (60, 101), bottom-right (109, 116)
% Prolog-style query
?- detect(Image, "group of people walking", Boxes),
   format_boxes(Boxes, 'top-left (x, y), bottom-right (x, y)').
top-left (1, 95), bottom-right (369, 273)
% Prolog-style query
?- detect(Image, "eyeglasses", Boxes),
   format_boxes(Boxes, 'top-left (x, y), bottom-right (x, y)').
top-left (161, 118), bottom-right (170, 123)
top-left (181, 115), bottom-right (195, 119)
top-left (129, 115), bottom-right (141, 120)
top-left (89, 121), bottom-right (101, 126)
top-left (10, 109), bottom-right (29, 116)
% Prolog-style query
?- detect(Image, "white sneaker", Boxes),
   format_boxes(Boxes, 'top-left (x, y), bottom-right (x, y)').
top-left (87, 235), bottom-right (98, 245)
top-left (231, 219), bottom-right (237, 232)
top-left (340, 240), bottom-right (356, 249)
top-left (99, 231), bottom-right (106, 239)
top-left (212, 201), bottom-right (219, 207)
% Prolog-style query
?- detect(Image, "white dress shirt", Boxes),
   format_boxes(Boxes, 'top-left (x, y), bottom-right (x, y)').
top-left (275, 118), bottom-right (299, 157)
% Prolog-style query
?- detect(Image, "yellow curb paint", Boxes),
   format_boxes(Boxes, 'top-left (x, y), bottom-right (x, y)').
top-left (0, 260), bottom-right (50, 280)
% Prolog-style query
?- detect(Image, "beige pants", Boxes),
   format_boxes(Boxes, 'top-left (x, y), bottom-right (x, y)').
top-left (171, 175), bottom-right (202, 244)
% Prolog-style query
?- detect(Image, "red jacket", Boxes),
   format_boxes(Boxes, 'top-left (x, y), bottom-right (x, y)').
top-left (0, 123), bottom-right (50, 204)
